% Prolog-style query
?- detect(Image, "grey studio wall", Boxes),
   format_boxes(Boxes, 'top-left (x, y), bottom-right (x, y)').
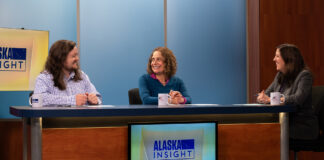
top-left (0, 0), bottom-right (246, 118)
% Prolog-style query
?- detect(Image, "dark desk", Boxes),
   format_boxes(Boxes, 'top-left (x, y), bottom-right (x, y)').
top-left (10, 104), bottom-right (295, 160)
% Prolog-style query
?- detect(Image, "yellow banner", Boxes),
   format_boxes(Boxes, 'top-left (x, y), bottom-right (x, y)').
top-left (0, 28), bottom-right (48, 91)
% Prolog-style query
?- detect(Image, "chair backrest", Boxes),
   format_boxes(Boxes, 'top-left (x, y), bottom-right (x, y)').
top-left (289, 86), bottom-right (324, 153)
top-left (312, 86), bottom-right (324, 131)
top-left (128, 88), bottom-right (143, 105)
top-left (29, 91), bottom-right (34, 98)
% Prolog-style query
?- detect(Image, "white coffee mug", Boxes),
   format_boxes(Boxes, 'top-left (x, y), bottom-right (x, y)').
top-left (158, 93), bottom-right (170, 106)
top-left (29, 94), bottom-right (43, 107)
top-left (270, 92), bottom-right (284, 105)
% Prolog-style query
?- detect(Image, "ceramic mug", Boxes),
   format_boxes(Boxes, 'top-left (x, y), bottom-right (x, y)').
top-left (29, 94), bottom-right (43, 107)
top-left (158, 93), bottom-right (170, 105)
top-left (270, 92), bottom-right (284, 105)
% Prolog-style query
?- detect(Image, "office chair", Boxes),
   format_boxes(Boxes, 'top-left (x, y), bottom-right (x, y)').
top-left (312, 86), bottom-right (324, 152)
top-left (290, 86), bottom-right (324, 160)
top-left (29, 91), bottom-right (34, 98)
top-left (128, 88), bottom-right (143, 105)
top-left (314, 86), bottom-right (324, 152)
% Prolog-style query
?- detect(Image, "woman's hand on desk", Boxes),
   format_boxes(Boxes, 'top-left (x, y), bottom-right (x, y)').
top-left (169, 90), bottom-right (185, 104)
top-left (257, 90), bottom-right (270, 104)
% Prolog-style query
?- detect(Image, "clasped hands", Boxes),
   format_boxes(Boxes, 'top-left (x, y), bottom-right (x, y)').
top-left (257, 90), bottom-right (270, 104)
top-left (257, 90), bottom-right (285, 104)
top-left (168, 90), bottom-right (185, 104)
top-left (76, 93), bottom-right (98, 106)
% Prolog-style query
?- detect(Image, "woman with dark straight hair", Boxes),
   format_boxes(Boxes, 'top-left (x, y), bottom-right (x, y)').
top-left (257, 44), bottom-right (319, 140)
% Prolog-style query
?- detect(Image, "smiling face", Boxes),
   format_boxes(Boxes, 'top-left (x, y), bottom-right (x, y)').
top-left (64, 46), bottom-right (79, 72)
top-left (151, 51), bottom-right (165, 75)
top-left (273, 48), bottom-right (286, 73)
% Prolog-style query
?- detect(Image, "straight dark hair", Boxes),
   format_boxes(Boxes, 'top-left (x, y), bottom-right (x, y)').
top-left (44, 40), bottom-right (82, 90)
top-left (276, 44), bottom-right (308, 85)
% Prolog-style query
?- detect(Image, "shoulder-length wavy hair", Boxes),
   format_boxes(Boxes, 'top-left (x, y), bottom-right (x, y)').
top-left (146, 47), bottom-right (177, 79)
top-left (44, 40), bottom-right (82, 90)
top-left (276, 44), bottom-right (308, 85)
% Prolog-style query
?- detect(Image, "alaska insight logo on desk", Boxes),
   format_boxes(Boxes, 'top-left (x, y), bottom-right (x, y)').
top-left (153, 139), bottom-right (195, 159)
top-left (142, 129), bottom-right (203, 160)
top-left (0, 47), bottom-right (26, 71)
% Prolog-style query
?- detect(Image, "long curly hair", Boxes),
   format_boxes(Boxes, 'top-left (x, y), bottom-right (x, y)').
top-left (146, 47), bottom-right (177, 79)
top-left (44, 40), bottom-right (82, 90)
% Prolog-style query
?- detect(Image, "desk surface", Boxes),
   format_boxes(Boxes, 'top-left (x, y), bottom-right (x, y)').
top-left (10, 104), bottom-right (295, 118)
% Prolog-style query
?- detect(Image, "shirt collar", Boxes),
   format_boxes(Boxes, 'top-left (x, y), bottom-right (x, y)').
top-left (66, 71), bottom-right (76, 81)
top-left (150, 74), bottom-right (169, 85)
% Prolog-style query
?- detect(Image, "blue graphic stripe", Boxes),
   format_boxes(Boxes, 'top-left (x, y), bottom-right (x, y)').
top-left (181, 139), bottom-right (194, 149)
top-left (12, 48), bottom-right (26, 60)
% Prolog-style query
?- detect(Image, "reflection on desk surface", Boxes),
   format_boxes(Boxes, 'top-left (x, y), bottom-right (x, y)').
top-left (232, 103), bottom-right (264, 106)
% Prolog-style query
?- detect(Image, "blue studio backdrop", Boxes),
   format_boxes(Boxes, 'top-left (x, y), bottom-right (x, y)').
top-left (0, 0), bottom-right (246, 118)
top-left (167, 0), bottom-right (246, 104)
top-left (80, 0), bottom-right (246, 105)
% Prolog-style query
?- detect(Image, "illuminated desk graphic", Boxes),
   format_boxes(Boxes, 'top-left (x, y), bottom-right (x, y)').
top-left (10, 104), bottom-right (295, 160)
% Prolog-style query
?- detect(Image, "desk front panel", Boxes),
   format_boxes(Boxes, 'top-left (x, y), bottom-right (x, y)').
top-left (42, 123), bottom-right (280, 160)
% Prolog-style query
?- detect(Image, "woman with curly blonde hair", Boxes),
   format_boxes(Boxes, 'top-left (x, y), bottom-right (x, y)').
top-left (139, 47), bottom-right (191, 104)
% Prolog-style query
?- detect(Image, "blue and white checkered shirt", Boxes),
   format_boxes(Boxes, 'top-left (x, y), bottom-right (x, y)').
top-left (33, 70), bottom-right (102, 106)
